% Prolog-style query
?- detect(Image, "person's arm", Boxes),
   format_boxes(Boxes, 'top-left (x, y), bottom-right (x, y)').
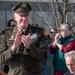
top-left (50, 33), bottom-right (60, 54)
top-left (61, 40), bottom-right (75, 53)
top-left (56, 39), bottom-right (75, 54)
top-left (55, 38), bottom-right (68, 53)
top-left (0, 35), bottom-right (14, 64)
top-left (0, 31), bottom-right (22, 64)
top-left (56, 43), bottom-right (62, 51)
top-left (50, 42), bottom-right (56, 54)
top-left (26, 36), bottom-right (48, 62)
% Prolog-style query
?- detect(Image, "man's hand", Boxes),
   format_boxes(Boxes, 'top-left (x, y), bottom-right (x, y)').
top-left (55, 33), bottom-right (61, 40)
top-left (21, 33), bottom-right (31, 49)
top-left (11, 31), bottom-right (22, 52)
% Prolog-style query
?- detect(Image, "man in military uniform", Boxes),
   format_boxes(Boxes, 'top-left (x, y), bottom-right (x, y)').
top-left (0, 2), bottom-right (48, 75)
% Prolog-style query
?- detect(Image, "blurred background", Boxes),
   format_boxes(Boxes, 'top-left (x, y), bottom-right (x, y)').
top-left (0, 0), bottom-right (75, 34)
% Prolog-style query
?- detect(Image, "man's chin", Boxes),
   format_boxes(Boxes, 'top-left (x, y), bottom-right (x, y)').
top-left (70, 70), bottom-right (75, 74)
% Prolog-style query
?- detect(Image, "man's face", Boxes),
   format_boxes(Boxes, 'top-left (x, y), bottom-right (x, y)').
top-left (60, 25), bottom-right (71, 38)
top-left (65, 56), bottom-right (75, 74)
top-left (14, 13), bottom-right (29, 30)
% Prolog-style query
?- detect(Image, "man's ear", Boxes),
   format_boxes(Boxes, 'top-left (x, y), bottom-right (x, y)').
top-left (13, 14), bottom-right (16, 21)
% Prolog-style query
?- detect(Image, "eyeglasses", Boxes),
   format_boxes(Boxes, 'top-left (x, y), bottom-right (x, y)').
top-left (50, 32), bottom-right (56, 34)
top-left (60, 29), bottom-right (69, 32)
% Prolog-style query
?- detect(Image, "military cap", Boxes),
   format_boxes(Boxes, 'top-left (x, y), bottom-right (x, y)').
top-left (12, 2), bottom-right (31, 16)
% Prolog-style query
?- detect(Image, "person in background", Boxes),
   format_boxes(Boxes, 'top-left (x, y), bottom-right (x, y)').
top-left (0, 19), bottom-right (16, 36)
top-left (8, 19), bottom-right (16, 27)
top-left (0, 2), bottom-right (48, 75)
top-left (50, 23), bottom-right (74, 75)
top-left (47, 26), bottom-right (57, 75)
top-left (3, 19), bottom-right (16, 73)
top-left (32, 23), bottom-right (39, 27)
top-left (49, 26), bottom-right (58, 44)
top-left (64, 51), bottom-right (75, 75)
